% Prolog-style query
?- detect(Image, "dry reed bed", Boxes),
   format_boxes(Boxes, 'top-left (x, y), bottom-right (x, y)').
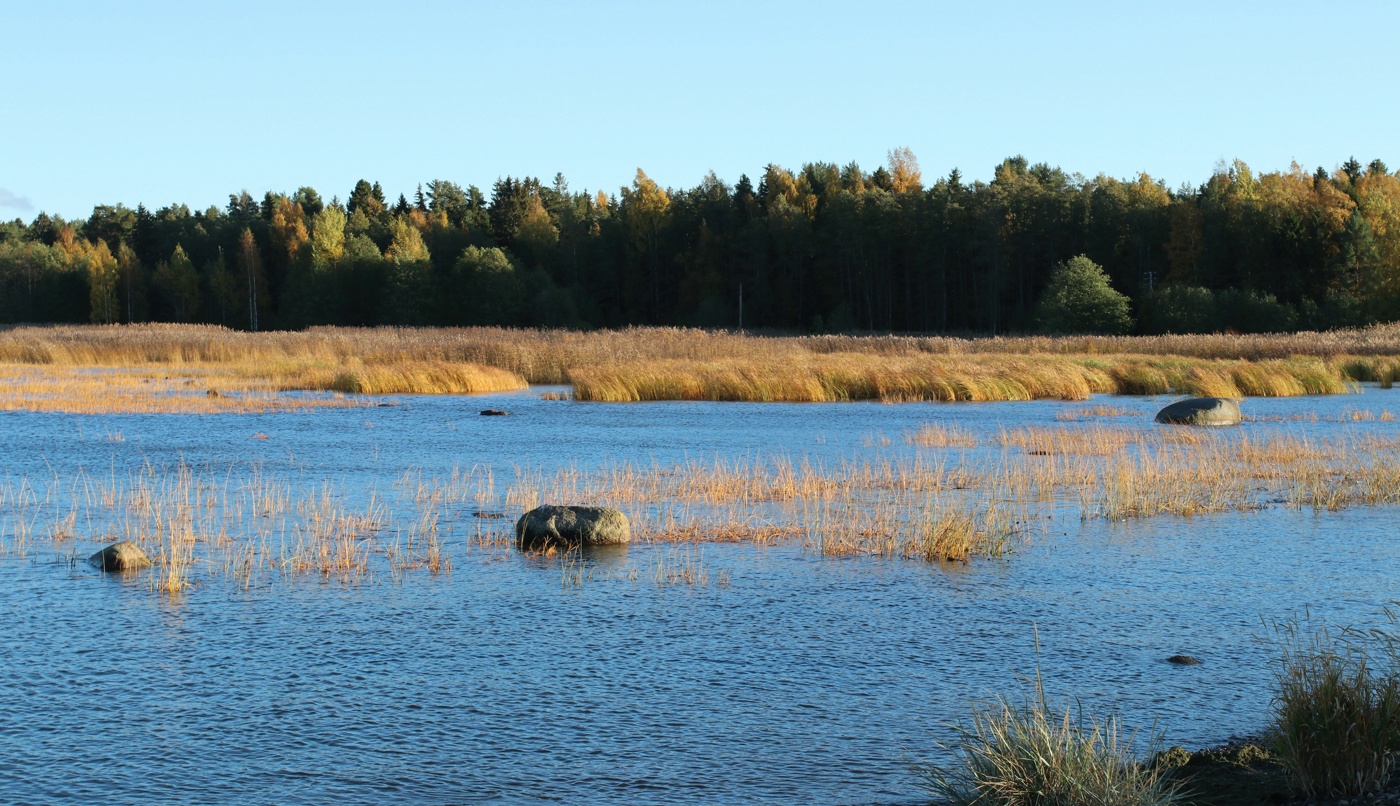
top-left (8, 322), bottom-right (1400, 368)
top-left (0, 366), bottom-right (373, 414)
top-left (1, 324), bottom-right (1398, 408)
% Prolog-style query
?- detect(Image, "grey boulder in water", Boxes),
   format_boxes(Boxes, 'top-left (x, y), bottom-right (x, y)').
top-left (1154, 397), bottom-right (1242, 426)
top-left (515, 505), bottom-right (631, 549)
top-left (89, 540), bottom-right (153, 571)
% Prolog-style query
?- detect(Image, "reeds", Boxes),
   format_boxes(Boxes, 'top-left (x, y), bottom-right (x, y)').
top-left (12, 322), bottom-right (1400, 372)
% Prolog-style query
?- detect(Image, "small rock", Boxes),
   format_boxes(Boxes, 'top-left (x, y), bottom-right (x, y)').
top-left (1166, 654), bottom-right (1202, 665)
top-left (516, 505), bottom-right (631, 550)
top-left (89, 540), bottom-right (152, 572)
top-left (480, 409), bottom-right (509, 416)
top-left (206, 389), bottom-right (221, 398)
top-left (1155, 397), bottom-right (1242, 426)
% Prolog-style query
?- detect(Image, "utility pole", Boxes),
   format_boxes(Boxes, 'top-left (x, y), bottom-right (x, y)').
top-left (738, 283), bottom-right (743, 332)
top-left (1142, 271), bottom-right (1155, 293)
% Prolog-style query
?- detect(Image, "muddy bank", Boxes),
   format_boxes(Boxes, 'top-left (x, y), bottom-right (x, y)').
top-left (1162, 741), bottom-right (1400, 806)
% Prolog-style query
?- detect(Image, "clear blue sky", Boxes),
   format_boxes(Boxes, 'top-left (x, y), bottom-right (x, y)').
top-left (3, 0), bottom-right (1397, 220)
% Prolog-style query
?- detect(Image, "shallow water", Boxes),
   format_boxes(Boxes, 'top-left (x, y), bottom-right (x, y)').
top-left (2, 388), bottom-right (1398, 804)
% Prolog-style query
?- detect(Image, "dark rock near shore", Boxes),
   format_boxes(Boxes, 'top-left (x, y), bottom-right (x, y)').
top-left (480, 409), bottom-right (509, 416)
top-left (89, 540), bottom-right (152, 572)
top-left (516, 505), bottom-right (631, 550)
top-left (1167, 654), bottom-right (1203, 665)
top-left (1155, 397), bottom-right (1242, 426)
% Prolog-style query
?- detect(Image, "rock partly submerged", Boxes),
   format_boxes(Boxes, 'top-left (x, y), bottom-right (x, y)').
top-left (1155, 397), bottom-right (1242, 426)
top-left (88, 540), bottom-right (153, 572)
top-left (515, 505), bottom-right (631, 550)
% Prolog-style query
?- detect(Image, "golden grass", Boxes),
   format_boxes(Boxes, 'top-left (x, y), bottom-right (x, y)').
top-left (312, 360), bottom-right (526, 395)
top-left (0, 323), bottom-right (1394, 409)
top-left (0, 365), bottom-right (367, 414)
top-left (569, 354), bottom-right (1358, 402)
top-left (16, 322), bottom-right (1400, 370)
top-left (0, 325), bottom-right (529, 412)
top-left (568, 355), bottom-right (1116, 402)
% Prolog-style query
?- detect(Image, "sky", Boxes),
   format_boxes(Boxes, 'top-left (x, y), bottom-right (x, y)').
top-left (2, 0), bottom-right (1397, 220)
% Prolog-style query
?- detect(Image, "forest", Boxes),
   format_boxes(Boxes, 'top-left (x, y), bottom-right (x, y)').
top-left (1, 150), bottom-right (1396, 335)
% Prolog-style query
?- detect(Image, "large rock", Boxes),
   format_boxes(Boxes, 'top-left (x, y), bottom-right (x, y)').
top-left (516, 505), bottom-right (631, 550)
top-left (89, 540), bottom-right (152, 572)
top-left (1155, 397), bottom-right (1242, 426)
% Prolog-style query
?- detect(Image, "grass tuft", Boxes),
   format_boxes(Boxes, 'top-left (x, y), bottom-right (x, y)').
top-left (1269, 613), bottom-right (1400, 799)
top-left (913, 669), bottom-right (1181, 806)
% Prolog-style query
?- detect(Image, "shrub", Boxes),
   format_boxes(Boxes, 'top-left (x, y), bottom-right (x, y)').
top-left (1317, 289), bottom-right (1370, 330)
top-left (1036, 256), bottom-right (1134, 335)
top-left (1142, 285), bottom-right (1216, 334)
top-left (1214, 289), bottom-right (1298, 333)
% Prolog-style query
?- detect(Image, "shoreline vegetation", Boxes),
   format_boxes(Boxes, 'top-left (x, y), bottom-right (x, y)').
top-left (1, 323), bottom-right (1400, 410)
top-left (917, 612), bottom-right (1400, 805)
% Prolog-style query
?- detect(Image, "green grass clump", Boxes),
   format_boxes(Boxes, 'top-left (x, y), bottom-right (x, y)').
top-left (1340, 356), bottom-right (1400, 388)
top-left (912, 673), bottom-right (1181, 806)
top-left (1270, 614), bottom-right (1400, 799)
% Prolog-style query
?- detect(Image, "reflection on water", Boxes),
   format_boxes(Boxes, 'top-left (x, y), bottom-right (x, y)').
top-left (1, 388), bottom-right (1398, 804)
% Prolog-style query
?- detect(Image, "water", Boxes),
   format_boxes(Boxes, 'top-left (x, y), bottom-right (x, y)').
top-left (1, 388), bottom-right (1398, 804)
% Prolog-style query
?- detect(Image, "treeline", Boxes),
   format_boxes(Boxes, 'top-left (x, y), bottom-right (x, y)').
top-left (1, 151), bottom-right (1397, 334)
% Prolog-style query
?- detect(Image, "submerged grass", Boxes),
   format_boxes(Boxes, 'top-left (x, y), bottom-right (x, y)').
top-left (3, 417), bottom-right (1400, 592)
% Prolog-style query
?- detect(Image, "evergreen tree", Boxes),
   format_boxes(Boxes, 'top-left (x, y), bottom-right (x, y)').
top-left (1035, 255), bottom-right (1133, 334)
